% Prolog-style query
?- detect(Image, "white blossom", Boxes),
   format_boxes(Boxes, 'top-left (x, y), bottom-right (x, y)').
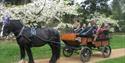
top-left (0, 0), bottom-right (78, 26)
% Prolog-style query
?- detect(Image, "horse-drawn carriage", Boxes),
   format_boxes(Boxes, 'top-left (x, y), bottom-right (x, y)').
top-left (61, 32), bottom-right (111, 62)
top-left (1, 13), bottom-right (112, 63)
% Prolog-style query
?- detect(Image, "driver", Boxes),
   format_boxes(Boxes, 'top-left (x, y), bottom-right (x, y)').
top-left (73, 20), bottom-right (81, 33)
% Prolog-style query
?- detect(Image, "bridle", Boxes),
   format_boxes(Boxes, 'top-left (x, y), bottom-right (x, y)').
top-left (0, 24), bottom-right (4, 37)
top-left (0, 18), bottom-right (25, 38)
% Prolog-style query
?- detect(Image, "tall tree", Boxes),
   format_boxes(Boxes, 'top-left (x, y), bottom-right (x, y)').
top-left (78, 0), bottom-right (111, 20)
top-left (111, 0), bottom-right (122, 20)
top-left (111, 0), bottom-right (125, 32)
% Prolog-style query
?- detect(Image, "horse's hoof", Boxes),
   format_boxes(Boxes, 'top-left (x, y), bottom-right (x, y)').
top-left (18, 59), bottom-right (26, 63)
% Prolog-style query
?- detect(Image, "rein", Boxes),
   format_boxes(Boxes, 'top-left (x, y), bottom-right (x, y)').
top-left (17, 26), bottom-right (25, 38)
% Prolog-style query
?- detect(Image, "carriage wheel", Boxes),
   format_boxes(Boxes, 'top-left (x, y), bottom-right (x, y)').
top-left (102, 46), bottom-right (111, 58)
top-left (63, 47), bottom-right (73, 57)
top-left (80, 47), bottom-right (92, 62)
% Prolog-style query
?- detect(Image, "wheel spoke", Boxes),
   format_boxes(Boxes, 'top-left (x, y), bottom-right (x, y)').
top-left (102, 46), bottom-right (111, 58)
top-left (63, 47), bottom-right (73, 57)
top-left (80, 47), bottom-right (91, 62)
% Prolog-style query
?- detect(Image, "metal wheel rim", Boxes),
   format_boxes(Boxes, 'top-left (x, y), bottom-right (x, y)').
top-left (80, 47), bottom-right (91, 62)
top-left (63, 47), bottom-right (73, 57)
top-left (102, 46), bottom-right (111, 58)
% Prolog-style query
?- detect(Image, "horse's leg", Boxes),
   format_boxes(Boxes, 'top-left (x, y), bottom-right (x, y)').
top-left (25, 46), bottom-right (34, 63)
top-left (49, 42), bottom-right (60, 63)
top-left (20, 46), bottom-right (25, 59)
top-left (18, 45), bottom-right (26, 63)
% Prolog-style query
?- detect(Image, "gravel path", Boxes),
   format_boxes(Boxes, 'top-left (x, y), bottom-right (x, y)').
top-left (34, 48), bottom-right (125, 63)
top-left (20, 48), bottom-right (125, 63)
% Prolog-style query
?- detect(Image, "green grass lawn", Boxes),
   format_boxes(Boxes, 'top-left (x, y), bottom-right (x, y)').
top-left (97, 56), bottom-right (125, 63)
top-left (0, 35), bottom-right (125, 63)
top-left (0, 40), bottom-right (52, 63)
top-left (110, 35), bottom-right (125, 49)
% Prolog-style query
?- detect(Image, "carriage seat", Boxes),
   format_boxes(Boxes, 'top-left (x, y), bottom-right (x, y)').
top-left (76, 26), bottom-right (96, 38)
top-left (76, 33), bottom-right (93, 38)
top-left (76, 29), bottom-right (94, 38)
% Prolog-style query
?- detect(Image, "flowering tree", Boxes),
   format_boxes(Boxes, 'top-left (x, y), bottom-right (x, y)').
top-left (86, 12), bottom-right (117, 25)
top-left (86, 12), bottom-right (119, 32)
top-left (0, 0), bottom-right (78, 27)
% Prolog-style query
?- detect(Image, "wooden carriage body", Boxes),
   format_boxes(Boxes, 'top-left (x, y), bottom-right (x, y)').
top-left (61, 33), bottom-right (80, 46)
top-left (61, 33), bottom-right (110, 47)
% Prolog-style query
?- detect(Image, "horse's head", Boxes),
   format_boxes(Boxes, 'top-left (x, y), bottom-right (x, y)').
top-left (0, 16), bottom-right (12, 37)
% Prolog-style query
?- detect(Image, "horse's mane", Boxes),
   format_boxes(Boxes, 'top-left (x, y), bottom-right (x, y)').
top-left (10, 20), bottom-right (23, 26)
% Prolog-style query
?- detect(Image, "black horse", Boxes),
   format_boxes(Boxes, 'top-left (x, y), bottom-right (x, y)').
top-left (0, 19), bottom-right (61, 63)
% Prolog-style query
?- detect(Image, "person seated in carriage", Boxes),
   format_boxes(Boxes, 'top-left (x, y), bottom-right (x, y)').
top-left (95, 22), bottom-right (111, 41)
top-left (73, 20), bottom-right (81, 33)
top-left (77, 19), bottom-right (97, 37)
top-left (76, 22), bottom-right (87, 33)
top-left (74, 19), bottom-right (97, 43)
top-left (75, 19), bottom-right (111, 42)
